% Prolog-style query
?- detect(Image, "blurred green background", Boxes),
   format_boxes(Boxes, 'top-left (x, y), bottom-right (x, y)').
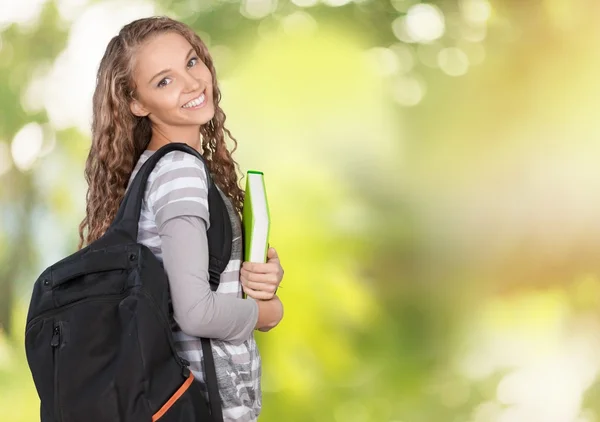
top-left (2, 0), bottom-right (600, 421)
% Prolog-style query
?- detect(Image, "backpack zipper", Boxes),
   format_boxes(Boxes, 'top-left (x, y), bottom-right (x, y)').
top-left (26, 295), bottom-right (126, 421)
top-left (29, 289), bottom-right (190, 409)
top-left (51, 323), bottom-right (62, 421)
top-left (27, 290), bottom-right (186, 375)
top-left (26, 293), bottom-right (129, 332)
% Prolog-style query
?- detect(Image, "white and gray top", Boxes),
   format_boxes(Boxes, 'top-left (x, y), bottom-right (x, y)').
top-left (127, 149), bottom-right (262, 422)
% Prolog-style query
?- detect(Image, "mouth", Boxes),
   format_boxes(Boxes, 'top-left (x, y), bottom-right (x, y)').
top-left (182, 90), bottom-right (207, 109)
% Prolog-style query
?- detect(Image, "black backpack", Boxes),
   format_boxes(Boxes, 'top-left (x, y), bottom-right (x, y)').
top-left (24, 143), bottom-right (231, 422)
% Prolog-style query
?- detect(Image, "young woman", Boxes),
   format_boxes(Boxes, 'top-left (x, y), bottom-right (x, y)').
top-left (77, 16), bottom-right (284, 422)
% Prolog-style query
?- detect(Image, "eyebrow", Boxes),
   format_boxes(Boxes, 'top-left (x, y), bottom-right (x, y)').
top-left (148, 48), bottom-right (196, 84)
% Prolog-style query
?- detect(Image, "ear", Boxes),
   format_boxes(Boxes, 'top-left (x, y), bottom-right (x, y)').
top-left (129, 98), bottom-right (150, 117)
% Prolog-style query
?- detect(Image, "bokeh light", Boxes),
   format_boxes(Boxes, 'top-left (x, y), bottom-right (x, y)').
top-left (11, 123), bottom-right (43, 171)
top-left (437, 47), bottom-right (469, 76)
top-left (405, 3), bottom-right (446, 43)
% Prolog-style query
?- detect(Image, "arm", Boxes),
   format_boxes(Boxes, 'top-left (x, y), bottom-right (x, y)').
top-left (255, 294), bottom-right (283, 332)
top-left (149, 152), bottom-right (280, 342)
top-left (160, 216), bottom-right (284, 339)
top-left (159, 215), bottom-right (258, 343)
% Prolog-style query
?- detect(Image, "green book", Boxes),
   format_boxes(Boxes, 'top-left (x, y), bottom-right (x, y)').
top-left (242, 170), bottom-right (270, 263)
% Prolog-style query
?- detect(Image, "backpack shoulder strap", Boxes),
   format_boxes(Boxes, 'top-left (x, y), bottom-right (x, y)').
top-left (112, 142), bottom-right (229, 422)
top-left (111, 142), bottom-right (232, 286)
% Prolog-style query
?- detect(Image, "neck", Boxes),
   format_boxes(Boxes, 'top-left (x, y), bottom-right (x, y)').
top-left (147, 123), bottom-right (202, 151)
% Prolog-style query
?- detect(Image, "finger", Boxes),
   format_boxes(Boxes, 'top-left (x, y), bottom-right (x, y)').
top-left (243, 280), bottom-right (277, 293)
top-left (243, 288), bottom-right (272, 300)
top-left (241, 274), bottom-right (277, 291)
top-left (242, 261), bottom-right (267, 272)
top-left (241, 269), bottom-right (279, 285)
top-left (242, 285), bottom-right (273, 300)
top-left (267, 247), bottom-right (279, 262)
top-left (242, 262), bottom-right (278, 274)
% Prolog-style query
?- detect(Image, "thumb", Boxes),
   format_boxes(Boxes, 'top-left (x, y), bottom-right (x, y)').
top-left (267, 246), bottom-right (279, 261)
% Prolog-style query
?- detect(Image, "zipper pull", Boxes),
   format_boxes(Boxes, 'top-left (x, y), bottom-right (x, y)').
top-left (50, 326), bottom-right (60, 347)
top-left (179, 357), bottom-right (191, 377)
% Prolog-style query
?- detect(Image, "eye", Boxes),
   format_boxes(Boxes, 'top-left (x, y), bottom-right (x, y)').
top-left (187, 57), bottom-right (199, 68)
top-left (157, 77), bottom-right (171, 88)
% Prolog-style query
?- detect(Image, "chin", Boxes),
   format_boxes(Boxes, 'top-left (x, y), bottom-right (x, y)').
top-left (181, 106), bottom-right (215, 126)
top-left (201, 108), bottom-right (216, 124)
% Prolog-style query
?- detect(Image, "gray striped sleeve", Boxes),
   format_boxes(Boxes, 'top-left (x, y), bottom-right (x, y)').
top-left (148, 151), bottom-right (211, 229)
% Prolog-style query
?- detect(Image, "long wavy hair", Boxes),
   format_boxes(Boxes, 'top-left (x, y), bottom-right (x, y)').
top-left (78, 16), bottom-right (244, 249)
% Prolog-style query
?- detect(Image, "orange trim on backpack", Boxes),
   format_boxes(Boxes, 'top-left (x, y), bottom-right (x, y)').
top-left (152, 373), bottom-right (195, 421)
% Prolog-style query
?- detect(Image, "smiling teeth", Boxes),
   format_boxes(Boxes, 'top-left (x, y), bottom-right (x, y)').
top-left (182, 93), bottom-right (205, 108)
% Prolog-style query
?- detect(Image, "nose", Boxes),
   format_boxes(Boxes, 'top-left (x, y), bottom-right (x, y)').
top-left (183, 72), bottom-right (201, 93)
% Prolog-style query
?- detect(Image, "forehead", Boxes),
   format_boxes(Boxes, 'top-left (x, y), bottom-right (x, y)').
top-left (133, 32), bottom-right (194, 78)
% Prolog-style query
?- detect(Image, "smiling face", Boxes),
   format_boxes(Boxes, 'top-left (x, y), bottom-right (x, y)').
top-left (129, 31), bottom-right (215, 132)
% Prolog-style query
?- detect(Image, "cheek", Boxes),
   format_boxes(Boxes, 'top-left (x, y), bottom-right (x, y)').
top-left (147, 87), bottom-right (182, 113)
top-left (203, 68), bottom-right (213, 83)
top-left (193, 65), bottom-right (213, 85)
top-left (163, 87), bottom-right (183, 109)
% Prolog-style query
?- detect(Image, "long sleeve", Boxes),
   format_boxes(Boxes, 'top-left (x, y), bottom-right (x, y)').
top-left (158, 215), bottom-right (258, 344)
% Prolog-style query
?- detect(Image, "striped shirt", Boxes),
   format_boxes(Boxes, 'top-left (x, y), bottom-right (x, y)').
top-left (127, 149), bottom-right (262, 422)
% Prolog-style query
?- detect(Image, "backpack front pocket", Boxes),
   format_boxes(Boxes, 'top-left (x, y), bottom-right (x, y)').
top-left (65, 383), bottom-right (121, 422)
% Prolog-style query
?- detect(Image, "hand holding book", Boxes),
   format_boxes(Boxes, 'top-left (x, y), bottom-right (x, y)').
top-left (240, 247), bottom-right (284, 300)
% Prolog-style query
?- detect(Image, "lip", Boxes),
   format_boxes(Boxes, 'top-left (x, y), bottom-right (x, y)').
top-left (181, 89), bottom-right (207, 110)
